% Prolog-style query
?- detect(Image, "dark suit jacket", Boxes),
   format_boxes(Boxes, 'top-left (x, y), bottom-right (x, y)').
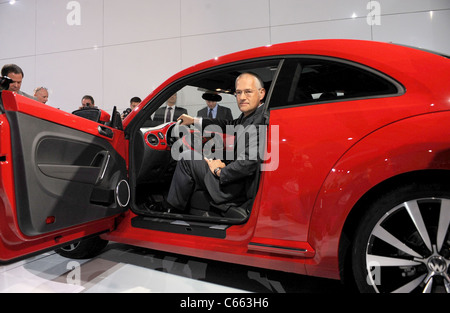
top-left (202, 105), bottom-right (265, 186)
top-left (153, 106), bottom-right (187, 123)
top-left (197, 105), bottom-right (233, 120)
top-left (169, 105), bottom-right (266, 209)
top-left (144, 106), bottom-right (188, 127)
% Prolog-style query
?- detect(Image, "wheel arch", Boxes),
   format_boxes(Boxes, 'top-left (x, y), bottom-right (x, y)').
top-left (338, 169), bottom-right (450, 285)
top-left (306, 111), bottom-right (450, 281)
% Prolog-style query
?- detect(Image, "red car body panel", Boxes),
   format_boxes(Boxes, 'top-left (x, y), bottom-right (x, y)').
top-left (308, 111), bottom-right (450, 277)
top-left (1, 92), bottom-right (128, 159)
top-left (114, 40), bottom-right (450, 280)
top-left (1, 40), bottom-right (449, 282)
top-left (0, 92), bottom-right (127, 262)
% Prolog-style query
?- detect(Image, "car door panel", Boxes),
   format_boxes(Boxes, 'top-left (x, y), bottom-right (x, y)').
top-left (1, 92), bottom-right (128, 249)
top-left (36, 138), bottom-right (111, 185)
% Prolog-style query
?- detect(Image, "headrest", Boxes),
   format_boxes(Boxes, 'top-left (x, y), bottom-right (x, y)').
top-left (202, 93), bottom-right (222, 102)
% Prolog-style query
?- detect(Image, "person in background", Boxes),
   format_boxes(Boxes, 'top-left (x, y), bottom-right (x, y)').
top-left (122, 96), bottom-right (142, 119)
top-left (34, 86), bottom-right (49, 104)
top-left (151, 93), bottom-right (187, 125)
top-left (80, 95), bottom-right (96, 109)
top-left (1, 64), bottom-right (35, 100)
top-left (197, 93), bottom-right (233, 120)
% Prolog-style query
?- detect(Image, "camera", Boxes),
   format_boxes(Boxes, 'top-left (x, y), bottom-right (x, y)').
top-left (122, 108), bottom-right (132, 118)
top-left (0, 76), bottom-right (12, 91)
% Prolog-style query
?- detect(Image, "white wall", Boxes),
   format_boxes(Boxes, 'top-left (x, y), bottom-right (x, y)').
top-left (1, 0), bottom-right (449, 113)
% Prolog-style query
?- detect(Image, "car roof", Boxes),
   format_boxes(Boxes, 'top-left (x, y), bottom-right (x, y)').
top-left (156, 39), bottom-right (448, 92)
top-left (125, 39), bottom-right (449, 126)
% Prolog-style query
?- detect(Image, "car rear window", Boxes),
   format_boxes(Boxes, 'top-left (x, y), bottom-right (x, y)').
top-left (270, 57), bottom-right (403, 108)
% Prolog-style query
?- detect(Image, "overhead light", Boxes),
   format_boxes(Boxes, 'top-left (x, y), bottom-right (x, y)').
top-left (9, 0), bottom-right (16, 5)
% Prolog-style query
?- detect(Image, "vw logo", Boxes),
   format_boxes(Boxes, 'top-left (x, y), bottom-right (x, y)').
top-left (427, 257), bottom-right (447, 274)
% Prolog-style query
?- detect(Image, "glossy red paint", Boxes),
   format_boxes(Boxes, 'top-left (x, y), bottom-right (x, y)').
top-left (1, 40), bottom-right (450, 285)
top-left (117, 40), bottom-right (450, 280)
top-left (0, 109), bottom-right (116, 260)
top-left (1, 92), bottom-right (129, 161)
top-left (99, 109), bottom-right (111, 124)
top-left (0, 92), bottom-right (125, 262)
top-left (308, 111), bottom-right (450, 277)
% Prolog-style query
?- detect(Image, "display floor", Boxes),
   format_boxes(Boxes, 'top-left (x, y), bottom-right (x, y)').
top-left (0, 243), bottom-right (346, 293)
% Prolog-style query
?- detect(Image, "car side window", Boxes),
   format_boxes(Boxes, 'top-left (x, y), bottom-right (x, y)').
top-left (269, 57), bottom-right (402, 109)
top-left (140, 59), bottom-right (282, 129)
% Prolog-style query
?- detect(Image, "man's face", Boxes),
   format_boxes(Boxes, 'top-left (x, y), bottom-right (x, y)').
top-left (167, 94), bottom-right (177, 107)
top-left (35, 88), bottom-right (49, 104)
top-left (235, 74), bottom-right (265, 117)
top-left (130, 101), bottom-right (140, 110)
top-left (206, 100), bottom-right (217, 109)
top-left (7, 72), bottom-right (23, 93)
top-left (82, 98), bottom-right (94, 108)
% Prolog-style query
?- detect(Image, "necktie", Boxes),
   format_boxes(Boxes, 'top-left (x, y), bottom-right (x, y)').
top-left (208, 109), bottom-right (213, 118)
top-left (166, 107), bottom-right (172, 122)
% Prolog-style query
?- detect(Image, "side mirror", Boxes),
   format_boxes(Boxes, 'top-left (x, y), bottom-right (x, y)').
top-left (108, 106), bottom-right (123, 130)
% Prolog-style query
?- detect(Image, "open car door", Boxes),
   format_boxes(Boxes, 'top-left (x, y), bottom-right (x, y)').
top-left (0, 91), bottom-right (129, 263)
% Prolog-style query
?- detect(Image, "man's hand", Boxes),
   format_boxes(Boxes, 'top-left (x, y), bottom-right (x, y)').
top-left (204, 158), bottom-right (226, 176)
top-left (177, 114), bottom-right (194, 126)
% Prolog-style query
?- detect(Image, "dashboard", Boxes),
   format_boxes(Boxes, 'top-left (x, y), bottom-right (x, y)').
top-left (141, 122), bottom-right (177, 151)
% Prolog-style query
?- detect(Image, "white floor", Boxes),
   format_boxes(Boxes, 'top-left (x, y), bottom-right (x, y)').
top-left (0, 243), bottom-right (345, 293)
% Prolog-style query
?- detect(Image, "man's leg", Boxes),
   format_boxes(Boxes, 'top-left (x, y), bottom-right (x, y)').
top-left (166, 151), bottom-right (210, 211)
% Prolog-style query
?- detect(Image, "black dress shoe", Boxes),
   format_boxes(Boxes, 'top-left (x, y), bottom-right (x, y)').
top-left (163, 201), bottom-right (185, 214)
top-left (146, 201), bottom-right (184, 214)
top-left (145, 202), bottom-right (165, 212)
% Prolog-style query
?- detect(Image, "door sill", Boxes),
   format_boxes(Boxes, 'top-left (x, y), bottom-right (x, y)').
top-left (131, 215), bottom-right (230, 239)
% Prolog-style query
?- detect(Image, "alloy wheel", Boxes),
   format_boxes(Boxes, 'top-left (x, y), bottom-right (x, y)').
top-left (365, 198), bottom-right (450, 293)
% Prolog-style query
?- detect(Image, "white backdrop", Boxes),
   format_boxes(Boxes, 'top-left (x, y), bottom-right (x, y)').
top-left (1, 0), bottom-right (449, 113)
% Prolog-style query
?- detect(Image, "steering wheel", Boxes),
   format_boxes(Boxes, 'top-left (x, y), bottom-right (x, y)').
top-left (180, 128), bottom-right (231, 157)
top-left (168, 120), bottom-right (204, 153)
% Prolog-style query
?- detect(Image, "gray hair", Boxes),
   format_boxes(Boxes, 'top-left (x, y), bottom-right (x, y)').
top-left (235, 72), bottom-right (264, 90)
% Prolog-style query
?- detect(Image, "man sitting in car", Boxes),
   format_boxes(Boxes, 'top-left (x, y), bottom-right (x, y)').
top-left (148, 73), bottom-right (266, 216)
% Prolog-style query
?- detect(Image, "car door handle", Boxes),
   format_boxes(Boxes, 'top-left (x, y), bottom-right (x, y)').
top-left (98, 125), bottom-right (114, 139)
top-left (90, 151), bottom-right (111, 184)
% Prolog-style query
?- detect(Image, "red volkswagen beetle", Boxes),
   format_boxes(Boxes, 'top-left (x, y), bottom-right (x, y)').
top-left (1, 40), bottom-right (449, 293)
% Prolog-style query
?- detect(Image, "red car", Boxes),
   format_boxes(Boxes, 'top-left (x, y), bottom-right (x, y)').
top-left (0, 40), bottom-right (449, 293)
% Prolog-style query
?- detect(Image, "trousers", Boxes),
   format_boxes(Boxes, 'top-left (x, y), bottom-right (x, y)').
top-left (166, 150), bottom-right (245, 211)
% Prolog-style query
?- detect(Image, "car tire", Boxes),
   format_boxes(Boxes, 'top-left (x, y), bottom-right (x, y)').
top-left (352, 181), bottom-right (450, 293)
top-left (55, 236), bottom-right (109, 259)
